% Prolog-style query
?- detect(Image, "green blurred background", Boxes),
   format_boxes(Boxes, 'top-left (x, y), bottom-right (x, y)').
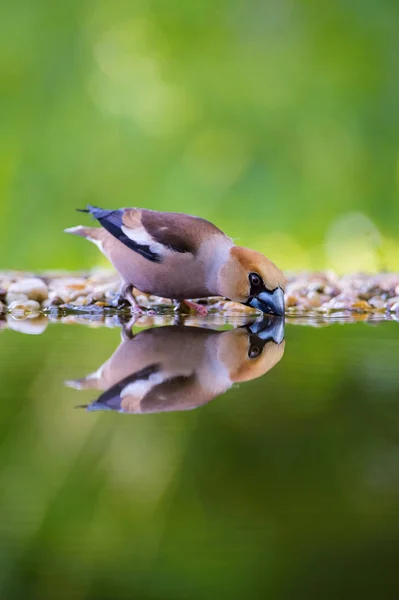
top-left (1, 320), bottom-right (399, 599)
top-left (2, 0), bottom-right (399, 273)
top-left (2, 4), bottom-right (399, 597)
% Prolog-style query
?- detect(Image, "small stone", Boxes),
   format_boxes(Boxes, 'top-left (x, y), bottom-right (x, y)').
top-left (6, 292), bottom-right (29, 305)
top-left (285, 295), bottom-right (298, 308)
top-left (58, 290), bottom-right (82, 303)
top-left (7, 278), bottom-right (48, 303)
top-left (307, 291), bottom-right (322, 308)
top-left (324, 285), bottom-right (340, 297)
top-left (351, 300), bottom-right (372, 312)
top-left (135, 294), bottom-right (150, 307)
top-left (321, 299), bottom-right (347, 311)
top-left (386, 296), bottom-right (399, 309)
top-left (66, 283), bottom-right (86, 290)
top-left (307, 282), bottom-right (324, 293)
top-left (73, 295), bottom-right (91, 306)
top-left (220, 301), bottom-right (255, 313)
top-left (90, 283), bottom-right (112, 302)
top-left (368, 296), bottom-right (385, 309)
top-left (389, 302), bottom-right (399, 313)
top-left (51, 295), bottom-right (64, 306)
top-left (8, 299), bottom-right (41, 314)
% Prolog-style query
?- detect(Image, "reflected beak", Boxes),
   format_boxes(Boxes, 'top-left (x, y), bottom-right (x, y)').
top-left (247, 315), bottom-right (285, 345)
top-left (247, 287), bottom-right (285, 316)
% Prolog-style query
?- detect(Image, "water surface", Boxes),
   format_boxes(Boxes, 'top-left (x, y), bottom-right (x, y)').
top-left (0, 315), bottom-right (398, 599)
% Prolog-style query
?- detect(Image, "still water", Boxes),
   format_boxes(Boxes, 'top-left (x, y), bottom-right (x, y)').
top-left (0, 313), bottom-right (398, 599)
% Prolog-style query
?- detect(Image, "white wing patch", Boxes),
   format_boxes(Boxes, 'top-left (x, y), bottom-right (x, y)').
top-left (120, 371), bottom-right (166, 409)
top-left (121, 224), bottom-right (167, 256)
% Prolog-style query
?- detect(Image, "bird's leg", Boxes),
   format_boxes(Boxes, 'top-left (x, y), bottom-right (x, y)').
top-left (174, 299), bottom-right (208, 316)
top-left (125, 285), bottom-right (142, 313)
top-left (173, 311), bottom-right (185, 326)
top-left (113, 285), bottom-right (129, 308)
top-left (120, 314), bottom-right (138, 341)
top-left (115, 283), bottom-right (143, 313)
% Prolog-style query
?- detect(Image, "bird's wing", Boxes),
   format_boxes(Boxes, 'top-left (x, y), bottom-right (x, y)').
top-left (134, 209), bottom-right (226, 255)
top-left (86, 364), bottom-right (161, 411)
top-left (80, 205), bottom-right (227, 263)
top-left (133, 373), bottom-right (214, 413)
top-left (81, 206), bottom-right (161, 262)
top-left (123, 372), bottom-right (214, 413)
top-left (86, 367), bottom-right (211, 414)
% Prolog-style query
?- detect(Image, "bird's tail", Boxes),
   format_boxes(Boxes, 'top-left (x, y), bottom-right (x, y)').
top-left (76, 205), bottom-right (116, 219)
top-left (63, 225), bottom-right (101, 239)
top-left (65, 376), bottom-right (100, 390)
top-left (75, 402), bottom-right (113, 412)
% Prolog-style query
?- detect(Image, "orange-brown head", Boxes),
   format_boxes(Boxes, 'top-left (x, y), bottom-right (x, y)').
top-left (217, 246), bottom-right (286, 315)
top-left (217, 317), bottom-right (285, 382)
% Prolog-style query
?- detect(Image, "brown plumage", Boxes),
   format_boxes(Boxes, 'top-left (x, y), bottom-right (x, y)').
top-left (66, 317), bottom-right (285, 414)
top-left (65, 206), bottom-right (285, 315)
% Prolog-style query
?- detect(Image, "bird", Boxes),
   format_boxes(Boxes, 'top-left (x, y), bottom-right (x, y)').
top-left (65, 205), bottom-right (285, 315)
top-left (66, 316), bottom-right (285, 414)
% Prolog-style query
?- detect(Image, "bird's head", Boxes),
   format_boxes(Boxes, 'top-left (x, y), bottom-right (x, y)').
top-left (217, 246), bottom-right (286, 315)
top-left (217, 316), bottom-right (285, 383)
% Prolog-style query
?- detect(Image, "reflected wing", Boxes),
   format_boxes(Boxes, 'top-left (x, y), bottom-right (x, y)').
top-left (85, 364), bottom-right (160, 411)
top-left (139, 374), bottom-right (214, 413)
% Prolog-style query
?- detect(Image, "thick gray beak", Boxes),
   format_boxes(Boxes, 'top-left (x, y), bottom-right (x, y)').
top-left (247, 315), bottom-right (285, 345)
top-left (248, 287), bottom-right (285, 316)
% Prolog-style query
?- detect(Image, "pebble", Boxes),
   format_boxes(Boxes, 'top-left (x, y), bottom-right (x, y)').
top-left (351, 300), bottom-right (372, 312)
top-left (285, 295), bottom-right (298, 308)
top-left (219, 301), bottom-right (255, 313)
top-left (306, 291), bottom-right (323, 308)
top-left (6, 292), bottom-right (29, 305)
top-left (368, 296), bottom-right (385, 309)
top-left (8, 299), bottom-right (41, 315)
top-left (73, 295), bottom-right (92, 306)
top-left (385, 296), bottom-right (399, 309)
top-left (7, 278), bottom-right (48, 303)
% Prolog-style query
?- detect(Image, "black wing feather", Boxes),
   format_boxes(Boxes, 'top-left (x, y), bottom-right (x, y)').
top-left (86, 364), bottom-right (160, 412)
top-left (78, 205), bottom-right (162, 263)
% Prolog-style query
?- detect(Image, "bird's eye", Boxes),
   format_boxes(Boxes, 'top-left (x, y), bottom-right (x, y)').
top-left (248, 345), bottom-right (262, 359)
top-left (249, 272), bottom-right (261, 287)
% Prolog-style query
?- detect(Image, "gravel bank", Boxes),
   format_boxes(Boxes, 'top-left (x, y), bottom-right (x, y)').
top-left (0, 270), bottom-right (399, 318)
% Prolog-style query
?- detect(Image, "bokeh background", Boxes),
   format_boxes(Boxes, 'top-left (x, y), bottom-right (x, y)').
top-left (1, 319), bottom-right (399, 600)
top-left (2, 0), bottom-right (399, 273)
top-left (2, 3), bottom-right (399, 599)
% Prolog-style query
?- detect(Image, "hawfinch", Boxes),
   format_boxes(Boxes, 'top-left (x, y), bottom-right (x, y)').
top-left (65, 206), bottom-right (285, 315)
top-left (67, 316), bottom-right (285, 414)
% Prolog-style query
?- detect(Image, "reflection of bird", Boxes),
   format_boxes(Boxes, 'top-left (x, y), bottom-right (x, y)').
top-left (65, 206), bottom-right (285, 315)
top-left (66, 317), bottom-right (285, 414)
